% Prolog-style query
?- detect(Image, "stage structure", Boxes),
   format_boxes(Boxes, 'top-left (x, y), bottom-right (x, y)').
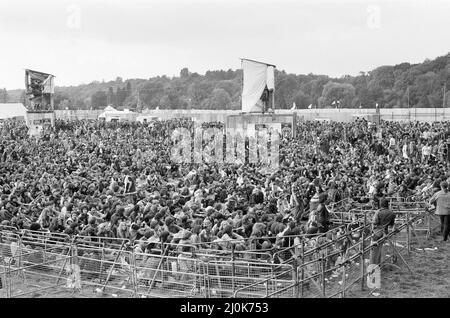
top-left (241, 58), bottom-right (275, 113)
top-left (226, 112), bottom-right (297, 138)
top-left (225, 58), bottom-right (296, 138)
top-left (24, 69), bottom-right (56, 135)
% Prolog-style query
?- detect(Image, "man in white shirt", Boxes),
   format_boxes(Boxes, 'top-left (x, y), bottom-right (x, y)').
top-left (402, 142), bottom-right (409, 159)
top-left (389, 136), bottom-right (396, 148)
top-left (422, 143), bottom-right (432, 163)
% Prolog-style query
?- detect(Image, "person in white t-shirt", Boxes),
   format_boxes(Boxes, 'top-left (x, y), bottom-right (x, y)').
top-left (389, 136), bottom-right (396, 148)
top-left (402, 142), bottom-right (409, 159)
top-left (422, 143), bottom-right (432, 163)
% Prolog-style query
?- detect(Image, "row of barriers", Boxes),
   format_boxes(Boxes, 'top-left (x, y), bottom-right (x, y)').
top-left (0, 199), bottom-right (439, 298)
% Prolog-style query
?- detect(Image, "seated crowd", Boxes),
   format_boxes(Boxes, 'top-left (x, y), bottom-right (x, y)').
top-left (0, 117), bottom-right (448, 258)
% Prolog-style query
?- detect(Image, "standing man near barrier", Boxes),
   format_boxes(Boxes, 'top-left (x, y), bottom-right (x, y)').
top-left (429, 181), bottom-right (450, 241)
top-left (370, 198), bottom-right (396, 265)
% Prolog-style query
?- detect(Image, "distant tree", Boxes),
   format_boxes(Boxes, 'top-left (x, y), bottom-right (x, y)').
top-left (30, 51), bottom-right (450, 110)
top-left (54, 92), bottom-right (71, 109)
top-left (60, 99), bottom-right (70, 110)
top-left (210, 88), bottom-right (231, 110)
top-left (275, 72), bottom-right (299, 109)
top-left (116, 87), bottom-right (128, 106)
top-left (292, 90), bottom-right (312, 109)
top-left (0, 89), bottom-right (8, 103)
top-left (107, 87), bottom-right (115, 106)
top-left (123, 94), bottom-right (137, 108)
top-left (126, 82), bottom-right (132, 96)
top-left (321, 82), bottom-right (356, 108)
top-left (368, 66), bottom-right (395, 89)
top-left (187, 81), bottom-right (214, 107)
top-left (180, 67), bottom-right (190, 78)
top-left (215, 80), bottom-right (239, 97)
top-left (74, 99), bottom-right (87, 110)
top-left (159, 95), bottom-right (170, 109)
top-left (91, 91), bottom-right (108, 108)
top-left (19, 91), bottom-right (27, 106)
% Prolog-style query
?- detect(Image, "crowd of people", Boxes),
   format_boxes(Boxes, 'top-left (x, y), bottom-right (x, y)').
top-left (0, 117), bottom-right (449, 260)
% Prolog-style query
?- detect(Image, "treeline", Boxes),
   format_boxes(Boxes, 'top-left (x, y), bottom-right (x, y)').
top-left (0, 88), bottom-right (9, 103)
top-left (6, 52), bottom-right (450, 110)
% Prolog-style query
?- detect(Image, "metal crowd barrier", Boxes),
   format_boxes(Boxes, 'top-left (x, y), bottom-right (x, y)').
top-left (0, 199), bottom-right (433, 298)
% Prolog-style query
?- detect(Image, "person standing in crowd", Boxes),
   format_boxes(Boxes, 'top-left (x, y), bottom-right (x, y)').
top-left (422, 142), bottom-right (432, 164)
top-left (429, 181), bottom-right (450, 242)
top-left (370, 198), bottom-right (396, 265)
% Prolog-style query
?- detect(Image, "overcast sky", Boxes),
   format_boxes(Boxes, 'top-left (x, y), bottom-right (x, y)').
top-left (0, 0), bottom-right (449, 89)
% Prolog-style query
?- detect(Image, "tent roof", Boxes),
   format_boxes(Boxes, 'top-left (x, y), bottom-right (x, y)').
top-left (0, 103), bottom-right (27, 119)
top-left (104, 105), bottom-right (117, 112)
top-left (98, 110), bottom-right (137, 118)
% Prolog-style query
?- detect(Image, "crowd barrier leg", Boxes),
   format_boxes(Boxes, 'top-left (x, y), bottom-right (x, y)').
top-left (200, 262), bottom-right (208, 298)
top-left (231, 245), bottom-right (235, 295)
top-left (300, 241), bottom-right (305, 297)
top-left (101, 242), bottom-right (126, 293)
top-left (55, 240), bottom-right (74, 286)
top-left (7, 263), bottom-right (11, 298)
top-left (147, 245), bottom-right (168, 294)
top-left (386, 239), bottom-right (413, 274)
top-left (341, 263), bottom-right (346, 298)
top-left (292, 258), bottom-right (298, 298)
top-left (17, 236), bottom-right (27, 283)
top-left (321, 258), bottom-right (326, 297)
top-left (406, 213), bottom-right (411, 254)
top-left (1, 265), bottom-right (8, 298)
top-left (130, 253), bottom-right (138, 298)
top-left (214, 263), bottom-right (222, 295)
top-left (99, 244), bottom-right (105, 285)
top-left (360, 214), bottom-right (367, 292)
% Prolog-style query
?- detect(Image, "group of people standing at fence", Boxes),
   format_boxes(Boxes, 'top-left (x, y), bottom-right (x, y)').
top-left (0, 117), bottom-right (449, 263)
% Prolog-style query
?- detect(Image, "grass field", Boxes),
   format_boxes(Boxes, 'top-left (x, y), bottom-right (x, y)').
top-left (349, 231), bottom-right (450, 298)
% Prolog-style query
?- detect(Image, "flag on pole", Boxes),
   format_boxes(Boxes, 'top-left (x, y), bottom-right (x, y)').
top-left (375, 103), bottom-right (379, 108)
top-left (308, 104), bottom-right (312, 109)
top-left (291, 102), bottom-right (296, 110)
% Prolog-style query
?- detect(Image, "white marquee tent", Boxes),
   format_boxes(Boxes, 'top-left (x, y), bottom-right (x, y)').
top-left (103, 105), bottom-right (116, 112)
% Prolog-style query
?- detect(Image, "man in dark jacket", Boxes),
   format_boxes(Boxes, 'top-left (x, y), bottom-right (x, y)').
top-left (370, 198), bottom-right (396, 265)
top-left (316, 193), bottom-right (330, 233)
top-left (429, 181), bottom-right (450, 241)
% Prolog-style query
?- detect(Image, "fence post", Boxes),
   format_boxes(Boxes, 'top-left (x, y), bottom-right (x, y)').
top-left (17, 235), bottom-right (23, 280)
top-left (203, 262), bottom-right (210, 298)
top-left (2, 263), bottom-right (8, 298)
top-left (7, 263), bottom-right (11, 298)
top-left (300, 239), bottom-right (305, 297)
top-left (341, 262), bottom-right (346, 298)
top-left (99, 243), bottom-right (105, 284)
top-left (231, 244), bottom-right (235, 295)
top-left (406, 212), bottom-right (411, 254)
top-left (292, 258), bottom-right (299, 298)
top-left (321, 258), bottom-right (326, 297)
top-left (71, 240), bottom-right (80, 293)
top-left (360, 213), bottom-right (367, 291)
top-left (131, 253), bottom-right (138, 298)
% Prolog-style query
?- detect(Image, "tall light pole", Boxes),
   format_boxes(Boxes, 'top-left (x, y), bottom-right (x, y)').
top-left (442, 83), bottom-right (447, 112)
top-left (137, 89), bottom-right (141, 111)
top-left (407, 86), bottom-right (410, 122)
